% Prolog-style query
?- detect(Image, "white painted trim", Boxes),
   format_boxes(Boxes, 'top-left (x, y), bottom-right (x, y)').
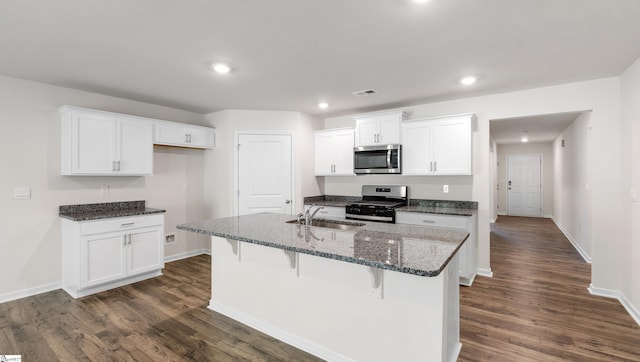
top-left (497, 212), bottom-right (507, 216)
top-left (449, 343), bottom-right (463, 362)
top-left (0, 281), bottom-right (62, 304)
top-left (209, 299), bottom-right (356, 362)
top-left (64, 270), bottom-right (162, 299)
top-left (551, 217), bottom-right (591, 263)
top-left (490, 217), bottom-right (497, 223)
top-left (460, 273), bottom-right (477, 286)
top-left (588, 284), bottom-right (640, 327)
top-left (164, 249), bottom-right (211, 263)
top-left (476, 267), bottom-right (494, 278)
top-left (543, 214), bottom-right (553, 219)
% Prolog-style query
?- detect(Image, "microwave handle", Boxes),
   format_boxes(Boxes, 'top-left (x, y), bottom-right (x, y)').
top-left (387, 149), bottom-right (392, 167)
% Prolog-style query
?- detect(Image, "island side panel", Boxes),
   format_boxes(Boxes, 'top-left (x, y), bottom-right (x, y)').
top-left (208, 236), bottom-right (460, 362)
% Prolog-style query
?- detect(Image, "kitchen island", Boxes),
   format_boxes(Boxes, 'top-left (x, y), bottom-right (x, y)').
top-left (178, 213), bottom-right (468, 362)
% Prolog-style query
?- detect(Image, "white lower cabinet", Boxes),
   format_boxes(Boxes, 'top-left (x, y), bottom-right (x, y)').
top-left (396, 211), bottom-right (477, 286)
top-left (62, 214), bottom-right (165, 298)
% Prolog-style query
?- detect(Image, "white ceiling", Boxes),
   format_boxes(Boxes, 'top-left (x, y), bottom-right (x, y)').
top-left (490, 112), bottom-right (583, 144)
top-left (1, 1), bottom-right (640, 117)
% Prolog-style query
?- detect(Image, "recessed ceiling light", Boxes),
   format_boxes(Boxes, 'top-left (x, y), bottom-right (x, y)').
top-left (460, 76), bottom-right (477, 85)
top-left (318, 102), bottom-right (329, 110)
top-left (212, 63), bottom-right (231, 74)
top-left (521, 131), bottom-right (529, 143)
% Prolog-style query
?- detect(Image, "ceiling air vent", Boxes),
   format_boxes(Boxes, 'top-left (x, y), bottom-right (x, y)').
top-left (352, 89), bottom-right (377, 97)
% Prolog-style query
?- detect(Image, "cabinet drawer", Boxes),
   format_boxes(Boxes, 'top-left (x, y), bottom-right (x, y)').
top-left (80, 214), bottom-right (164, 236)
top-left (395, 212), bottom-right (467, 229)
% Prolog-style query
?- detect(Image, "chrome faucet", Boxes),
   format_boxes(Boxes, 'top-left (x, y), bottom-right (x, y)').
top-left (304, 205), bottom-right (324, 225)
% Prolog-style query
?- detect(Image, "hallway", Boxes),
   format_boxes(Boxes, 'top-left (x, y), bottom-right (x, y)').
top-left (458, 216), bottom-right (640, 361)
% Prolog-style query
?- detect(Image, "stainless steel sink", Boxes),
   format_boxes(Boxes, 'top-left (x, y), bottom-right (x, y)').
top-left (286, 218), bottom-right (365, 231)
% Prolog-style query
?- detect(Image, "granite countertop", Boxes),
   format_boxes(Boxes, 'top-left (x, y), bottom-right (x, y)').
top-left (304, 195), bottom-right (478, 216)
top-left (59, 200), bottom-right (166, 221)
top-left (177, 213), bottom-right (469, 277)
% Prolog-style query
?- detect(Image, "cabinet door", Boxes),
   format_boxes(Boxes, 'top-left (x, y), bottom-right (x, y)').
top-left (155, 122), bottom-right (190, 145)
top-left (332, 130), bottom-right (355, 175)
top-left (81, 231), bottom-right (127, 288)
top-left (70, 111), bottom-right (117, 174)
top-left (314, 132), bottom-right (335, 175)
top-left (117, 116), bottom-right (153, 175)
top-left (401, 121), bottom-right (432, 175)
top-left (355, 119), bottom-right (379, 146)
top-left (188, 127), bottom-right (215, 149)
top-left (378, 117), bottom-right (400, 144)
top-left (128, 226), bottom-right (164, 276)
top-left (432, 118), bottom-right (471, 175)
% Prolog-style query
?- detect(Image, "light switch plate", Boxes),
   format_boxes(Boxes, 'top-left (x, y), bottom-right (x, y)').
top-left (14, 186), bottom-right (31, 200)
top-left (443, 185), bottom-right (449, 193)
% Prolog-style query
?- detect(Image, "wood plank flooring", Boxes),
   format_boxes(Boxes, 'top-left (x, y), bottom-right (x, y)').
top-left (0, 255), bottom-right (321, 361)
top-left (2, 216), bottom-right (640, 361)
top-left (458, 216), bottom-right (640, 361)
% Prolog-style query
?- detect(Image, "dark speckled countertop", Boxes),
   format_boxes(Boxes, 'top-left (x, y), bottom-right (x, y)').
top-left (59, 200), bottom-right (166, 221)
top-left (177, 212), bottom-right (468, 277)
top-left (304, 195), bottom-right (478, 216)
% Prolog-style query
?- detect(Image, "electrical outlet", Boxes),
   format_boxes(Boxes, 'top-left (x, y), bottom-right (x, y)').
top-left (443, 185), bottom-right (449, 193)
top-left (165, 233), bottom-right (176, 244)
top-left (100, 185), bottom-right (109, 196)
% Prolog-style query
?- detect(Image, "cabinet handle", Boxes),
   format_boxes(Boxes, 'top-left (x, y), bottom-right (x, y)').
top-left (422, 220), bottom-right (436, 224)
top-left (112, 161), bottom-right (116, 172)
top-left (120, 222), bottom-right (135, 227)
top-left (188, 134), bottom-right (192, 143)
top-left (433, 161), bottom-right (436, 173)
top-left (123, 235), bottom-right (127, 246)
top-left (116, 160), bottom-right (121, 171)
top-left (128, 234), bottom-right (132, 245)
top-left (185, 133), bottom-right (189, 143)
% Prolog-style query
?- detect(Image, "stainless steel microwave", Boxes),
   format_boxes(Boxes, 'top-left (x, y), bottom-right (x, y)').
top-left (353, 144), bottom-right (402, 174)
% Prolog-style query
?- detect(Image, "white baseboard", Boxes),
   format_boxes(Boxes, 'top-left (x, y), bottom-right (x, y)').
top-left (164, 248), bottom-right (211, 263)
top-left (476, 268), bottom-right (493, 278)
top-left (490, 217), bottom-right (497, 224)
top-left (589, 284), bottom-right (640, 327)
top-left (209, 299), bottom-right (356, 362)
top-left (543, 214), bottom-right (553, 219)
top-left (0, 281), bottom-right (61, 304)
top-left (551, 217), bottom-right (591, 263)
top-left (497, 212), bottom-right (507, 216)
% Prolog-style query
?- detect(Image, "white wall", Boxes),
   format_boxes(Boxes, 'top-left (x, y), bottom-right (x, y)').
top-left (496, 142), bottom-right (554, 217)
top-left (621, 56), bottom-right (640, 318)
top-left (552, 112), bottom-right (592, 261)
top-left (0, 75), bottom-right (209, 300)
top-left (203, 109), bottom-right (323, 220)
top-left (323, 77), bottom-right (622, 285)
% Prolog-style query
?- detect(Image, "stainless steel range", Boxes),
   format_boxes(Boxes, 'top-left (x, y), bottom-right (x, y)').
top-left (345, 185), bottom-right (407, 223)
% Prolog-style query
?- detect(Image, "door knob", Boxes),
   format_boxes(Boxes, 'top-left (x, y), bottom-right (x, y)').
top-left (285, 200), bottom-right (292, 204)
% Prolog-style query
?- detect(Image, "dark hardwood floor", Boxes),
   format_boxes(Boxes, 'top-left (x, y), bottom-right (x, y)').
top-left (0, 255), bottom-right (321, 361)
top-left (459, 216), bottom-right (640, 361)
top-left (2, 216), bottom-right (640, 361)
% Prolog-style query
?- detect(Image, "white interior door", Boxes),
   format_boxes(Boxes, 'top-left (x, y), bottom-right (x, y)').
top-left (507, 154), bottom-right (542, 217)
top-left (238, 134), bottom-right (293, 216)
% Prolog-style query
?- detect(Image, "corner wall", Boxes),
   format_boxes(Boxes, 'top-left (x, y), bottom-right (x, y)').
top-left (552, 112), bottom-right (592, 261)
top-left (0, 75), bottom-right (210, 301)
top-left (621, 55), bottom-right (640, 322)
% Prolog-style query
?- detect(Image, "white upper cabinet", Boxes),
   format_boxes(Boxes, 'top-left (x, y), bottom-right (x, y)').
top-left (154, 121), bottom-right (215, 149)
top-left (60, 106), bottom-right (153, 176)
top-left (402, 114), bottom-right (474, 176)
top-left (354, 111), bottom-right (407, 146)
top-left (314, 129), bottom-right (355, 176)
